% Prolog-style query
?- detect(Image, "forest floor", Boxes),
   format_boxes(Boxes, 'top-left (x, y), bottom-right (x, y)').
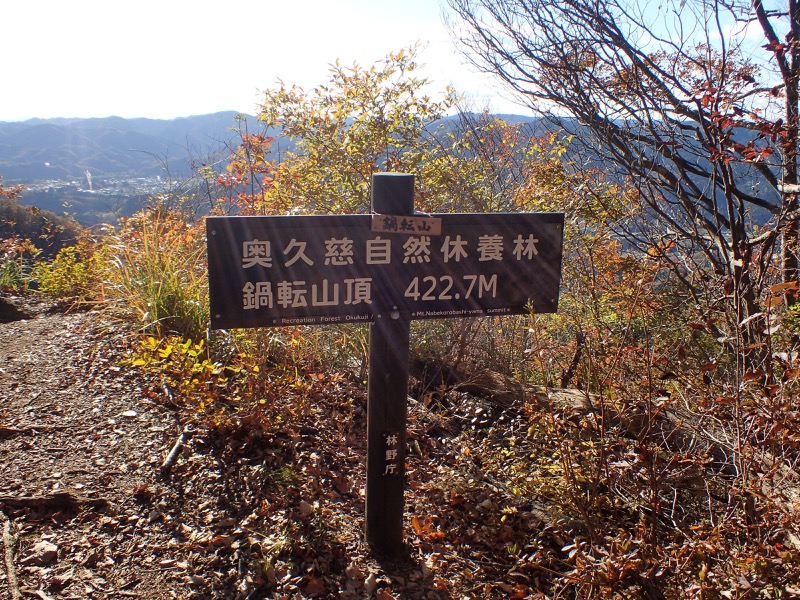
top-left (0, 295), bottom-right (552, 599)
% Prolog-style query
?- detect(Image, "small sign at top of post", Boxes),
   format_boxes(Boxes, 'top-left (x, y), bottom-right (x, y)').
top-left (206, 172), bottom-right (564, 557)
top-left (370, 213), bottom-right (442, 235)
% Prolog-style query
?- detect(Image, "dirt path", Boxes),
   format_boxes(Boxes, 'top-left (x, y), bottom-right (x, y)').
top-left (0, 297), bottom-right (441, 599)
top-left (0, 295), bottom-right (557, 599)
top-left (0, 298), bottom-right (189, 599)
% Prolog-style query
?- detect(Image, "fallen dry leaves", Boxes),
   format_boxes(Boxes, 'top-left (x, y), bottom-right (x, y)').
top-left (2, 295), bottom-right (800, 598)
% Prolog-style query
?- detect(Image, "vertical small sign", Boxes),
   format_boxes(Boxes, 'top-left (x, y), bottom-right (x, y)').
top-left (382, 430), bottom-right (402, 476)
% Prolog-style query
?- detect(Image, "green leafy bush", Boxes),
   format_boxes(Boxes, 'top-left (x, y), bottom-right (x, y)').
top-left (36, 245), bottom-right (89, 298)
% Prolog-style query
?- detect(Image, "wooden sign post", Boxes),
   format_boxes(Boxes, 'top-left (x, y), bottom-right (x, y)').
top-left (205, 172), bottom-right (564, 558)
top-left (366, 174), bottom-right (413, 556)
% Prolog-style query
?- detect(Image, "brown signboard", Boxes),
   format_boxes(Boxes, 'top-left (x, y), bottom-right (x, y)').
top-left (206, 212), bottom-right (563, 329)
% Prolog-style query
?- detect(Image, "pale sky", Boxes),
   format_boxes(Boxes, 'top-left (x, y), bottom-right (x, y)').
top-left (1, 0), bottom-right (527, 122)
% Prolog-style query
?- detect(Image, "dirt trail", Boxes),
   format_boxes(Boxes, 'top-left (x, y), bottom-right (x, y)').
top-left (0, 295), bottom-right (553, 599)
top-left (0, 297), bottom-right (187, 599)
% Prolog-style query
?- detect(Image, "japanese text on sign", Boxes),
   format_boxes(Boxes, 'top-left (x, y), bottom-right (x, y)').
top-left (382, 431), bottom-right (402, 476)
top-left (370, 214), bottom-right (442, 235)
top-left (239, 234), bottom-right (539, 271)
top-left (207, 213), bottom-right (563, 329)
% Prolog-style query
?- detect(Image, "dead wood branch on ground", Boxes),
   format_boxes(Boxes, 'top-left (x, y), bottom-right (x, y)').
top-left (0, 493), bottom-right (109, 512)
top-left (160, 425), bottom-right (193, 477)
top-left (0, 425), bottom-right (71, 440)
top-left (1, 511), bottom-right (22, 600)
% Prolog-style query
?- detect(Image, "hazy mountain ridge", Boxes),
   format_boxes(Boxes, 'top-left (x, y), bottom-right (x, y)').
top-left (2, 113), bottom-right (542, 186)
top-left (0, 112), bottom-right (778, 227)
top-left (0, 112), bottom-right (258, 182)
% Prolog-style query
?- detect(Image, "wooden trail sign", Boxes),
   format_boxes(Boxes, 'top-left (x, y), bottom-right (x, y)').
top-left (206, 215), bottom-right (563, 328)
top-left (206, 173), bottom-right (564, 556)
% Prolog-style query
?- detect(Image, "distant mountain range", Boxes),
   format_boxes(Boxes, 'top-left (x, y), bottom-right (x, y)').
top-left (0, 112), bottom-right (778, 229)
top-left (0, 111), bottom-right (541, 225)
top-left (0, 112), bottom-right (543, 186)
top-left (0, 112), bottom-right (259, 182)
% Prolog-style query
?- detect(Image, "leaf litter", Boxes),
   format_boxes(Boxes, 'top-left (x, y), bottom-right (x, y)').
top-left (2, 295), bottom-right (799, 598)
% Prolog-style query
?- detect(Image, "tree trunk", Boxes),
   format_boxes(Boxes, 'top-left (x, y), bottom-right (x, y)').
top-left (782, 0), bottom-right (800, 290)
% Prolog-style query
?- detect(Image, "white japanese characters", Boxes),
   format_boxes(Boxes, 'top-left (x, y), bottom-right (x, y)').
top-left (240, 233), bottom-right (539, 272)
top-left (243, 278), bottom-right (374, 310)
top-left (242, 239), bottom-right (272, 268)
top-left (383, 432), bottom-right (401, 476)
top-left (239, 231), bottom-right (541, 312)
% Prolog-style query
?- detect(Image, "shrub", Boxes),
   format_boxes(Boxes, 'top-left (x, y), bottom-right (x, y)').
top-left (36, 244), bottom-right (93, 299)
top-left (0, 236), bottom-right (40, 292)
top-left (100, 207), bottom-right (209, 340)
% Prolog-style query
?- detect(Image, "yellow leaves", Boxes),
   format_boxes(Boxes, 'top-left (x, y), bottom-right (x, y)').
top-left (500, 505), bottom-right (518, 523)
top-left (548, 134), bottom-right (573, 157)
top-left (122, 334), bottom-right (242, 415)
top-left (227, 46), bottom-right (456, 215)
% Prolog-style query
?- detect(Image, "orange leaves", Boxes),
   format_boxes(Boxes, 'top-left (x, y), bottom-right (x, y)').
top-left (784, 367), bottom-right (800, 380)
top-left (740, 369), bottom-right (765, 382)
top-left (760, 280), bottom-right (799, 315)
top-left (728, 139), bottom-right (776, 163)
top-left (0, 175), bottom-right (24, 201)
top-left (763, 39), bottom-right (788, 56)
top-left (494, 581), bottom-right (530, 598)
top-left (765, 295), bottom-right (784, 310)
top-left (411, 515), bottom-right (447, 541)
top-left (770, 281), bottom-right (799, 295)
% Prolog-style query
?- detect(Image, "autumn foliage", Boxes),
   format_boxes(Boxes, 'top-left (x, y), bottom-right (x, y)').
top-left (3, 40), bottom-right (800, 597)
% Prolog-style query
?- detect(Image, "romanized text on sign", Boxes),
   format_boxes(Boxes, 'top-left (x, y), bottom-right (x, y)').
top-left (206, 213), bottom-right (563, 329)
